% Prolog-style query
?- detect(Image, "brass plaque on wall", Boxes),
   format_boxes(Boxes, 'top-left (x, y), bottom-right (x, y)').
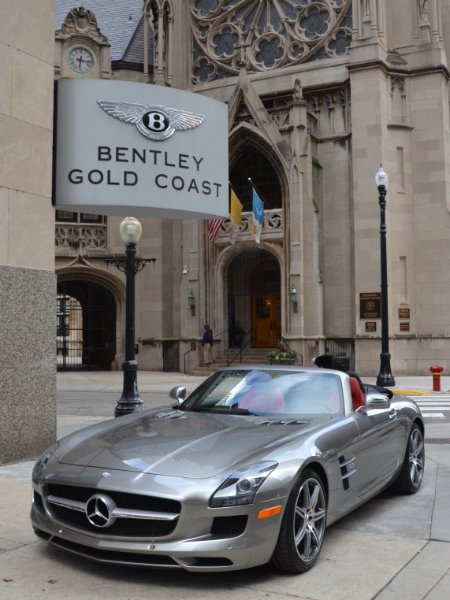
top-left (399, 322), bottom-right (410, 332)
top-left (360, 293), bottom-right (381, 319)
top-left (365, 322), bottom-right (377, 332)
top-left (399, 307), bottom-right (410, 319)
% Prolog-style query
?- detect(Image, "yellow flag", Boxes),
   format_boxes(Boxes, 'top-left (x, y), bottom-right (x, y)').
top-left (230, 189), bottom-right (243, 226)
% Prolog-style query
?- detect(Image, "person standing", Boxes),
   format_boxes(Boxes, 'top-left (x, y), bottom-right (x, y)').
top-left (201, 324), bottom-right (213, 366)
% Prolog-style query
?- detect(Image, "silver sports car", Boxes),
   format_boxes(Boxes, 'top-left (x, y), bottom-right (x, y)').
top-left (31, 366), bottom-right (425, 573)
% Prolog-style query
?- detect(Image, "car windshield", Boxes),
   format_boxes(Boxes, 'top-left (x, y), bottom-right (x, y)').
top-left (180, 369), bottom-right (344, 417)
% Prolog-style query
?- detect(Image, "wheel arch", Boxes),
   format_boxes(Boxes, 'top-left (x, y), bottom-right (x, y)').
top-left (413, 416), bottom-right (425, 438)
top-left (299, 460), bottom-right (329, 504)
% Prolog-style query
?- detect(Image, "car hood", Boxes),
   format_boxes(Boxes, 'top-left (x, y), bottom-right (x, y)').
top-left (59, 409), bottom-right (320, 478)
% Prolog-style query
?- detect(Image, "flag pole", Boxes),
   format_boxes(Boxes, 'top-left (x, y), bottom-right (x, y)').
top-left (247, 177), bottom-right (265, 200)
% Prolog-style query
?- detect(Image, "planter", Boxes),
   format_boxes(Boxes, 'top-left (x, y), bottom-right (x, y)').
top-left (269, 358), bottom-right (296, 365)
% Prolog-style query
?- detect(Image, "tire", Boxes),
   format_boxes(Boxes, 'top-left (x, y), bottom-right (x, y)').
top-left (271, 468), bottom-right (327, 573)
top-left (394, 423), bottom-right (425, 494)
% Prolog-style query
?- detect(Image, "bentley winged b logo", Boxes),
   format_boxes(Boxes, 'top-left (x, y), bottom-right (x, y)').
top-left (96, 100), bottom-right (205, 141)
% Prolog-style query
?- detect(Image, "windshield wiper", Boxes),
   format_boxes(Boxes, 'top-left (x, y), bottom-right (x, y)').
top-left (229, 407), bottom-right (256, 415)
top-left (189, 405), bottom-right (256, 416)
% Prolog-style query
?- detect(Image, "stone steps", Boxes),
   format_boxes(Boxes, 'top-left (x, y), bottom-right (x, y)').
top-left (190, 347), bottom-right (275, 376)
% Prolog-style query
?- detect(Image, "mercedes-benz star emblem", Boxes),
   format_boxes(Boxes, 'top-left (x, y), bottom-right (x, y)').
top-left (97, 100), bottom-right (205, 141)
top-left (85, 494), bottom-right (116, 528)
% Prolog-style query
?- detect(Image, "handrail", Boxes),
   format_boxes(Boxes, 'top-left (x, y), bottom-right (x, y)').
top-left (279, 335), bottom-right (303, 365)
top-left (184, 327), bottom-right (226, 373)
top-left (211, 327), bottom-right (227, 344)
top-left (183, 344), bottom-right (197, 374)
top-left (226, 328), bottom-right (253, 367)
top-left (279, 335), bottom-right (292, 352)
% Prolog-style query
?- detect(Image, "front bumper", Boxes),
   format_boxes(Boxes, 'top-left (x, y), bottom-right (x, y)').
top-left (31, 465), bottom-right (286, 572)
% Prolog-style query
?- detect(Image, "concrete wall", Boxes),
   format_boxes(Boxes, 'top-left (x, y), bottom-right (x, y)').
top-left (0, 0), bottom-right (56, 463)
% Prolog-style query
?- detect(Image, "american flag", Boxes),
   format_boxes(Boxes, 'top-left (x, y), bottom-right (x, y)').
top-left (207, 218), bottom-right (224, 242)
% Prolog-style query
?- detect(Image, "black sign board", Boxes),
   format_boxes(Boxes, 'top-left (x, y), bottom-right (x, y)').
top-left (360, 293), bottom-right (381, 319)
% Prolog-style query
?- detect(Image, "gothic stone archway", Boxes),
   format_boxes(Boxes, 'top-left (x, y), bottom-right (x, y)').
top-left (57, 279), bottom-right (116, 370)
top-left (228, 249), bottom-right (281, 348)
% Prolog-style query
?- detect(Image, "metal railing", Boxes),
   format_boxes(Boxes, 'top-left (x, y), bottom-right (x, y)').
top-left (226, 329), bottom-right (253, 367)
top-left (183, 328), bottom-right (227, 373)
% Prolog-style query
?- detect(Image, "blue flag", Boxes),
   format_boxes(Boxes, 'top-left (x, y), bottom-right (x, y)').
top-left (252, 189), bottom-right (264, 243)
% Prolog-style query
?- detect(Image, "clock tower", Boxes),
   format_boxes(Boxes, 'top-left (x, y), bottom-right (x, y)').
top-left (55, 6), bottom-right (111, 79)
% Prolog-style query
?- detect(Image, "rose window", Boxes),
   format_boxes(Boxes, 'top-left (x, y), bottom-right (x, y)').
top-left (191, 0), bottom-right (352, 83)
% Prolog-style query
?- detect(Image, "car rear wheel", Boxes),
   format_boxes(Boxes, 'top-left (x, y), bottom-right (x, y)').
top-left (394, 423), bottom-right (425, 494)
top-left (271, 468), bottom-right (327, 573)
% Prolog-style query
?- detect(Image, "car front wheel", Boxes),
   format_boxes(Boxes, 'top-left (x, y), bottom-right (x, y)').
top-left (271, 468), bottom-right (327, 573)
top-left (395, 423), bottom-right (425, 494)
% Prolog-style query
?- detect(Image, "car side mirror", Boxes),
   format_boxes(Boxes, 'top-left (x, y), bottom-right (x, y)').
top-left (363, 393), bottom-right (390, 409)
top-left (169, 385), bottom-right (187, 405)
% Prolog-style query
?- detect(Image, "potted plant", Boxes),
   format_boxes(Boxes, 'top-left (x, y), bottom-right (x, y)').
top-left (267, 349), bottom-right (298, 365)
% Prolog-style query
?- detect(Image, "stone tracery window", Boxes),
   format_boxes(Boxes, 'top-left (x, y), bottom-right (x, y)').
top-left (191, 0), bottom-right (352, 83)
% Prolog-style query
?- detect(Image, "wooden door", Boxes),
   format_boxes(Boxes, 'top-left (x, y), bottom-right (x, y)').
top-left (251, 294), bottom-right (280, 347)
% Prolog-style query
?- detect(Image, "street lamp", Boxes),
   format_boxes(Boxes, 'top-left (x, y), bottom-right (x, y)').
top-left (375, 166), bottom-right (395, 387)
top-left (115, 216), bottom-right (144, 417)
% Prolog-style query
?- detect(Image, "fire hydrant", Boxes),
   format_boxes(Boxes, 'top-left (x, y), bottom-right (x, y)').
top-left (430, 365), bottom-right (444, 392)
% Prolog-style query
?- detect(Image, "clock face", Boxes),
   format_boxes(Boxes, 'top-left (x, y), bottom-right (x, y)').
top-left (67, 46), bottom-right (95, 75)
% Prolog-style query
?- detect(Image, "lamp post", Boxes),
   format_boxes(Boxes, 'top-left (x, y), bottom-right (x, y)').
top-left (115, 216), bottom-right (144, 417)
top-left (375, 166), bottom-right (395, 387)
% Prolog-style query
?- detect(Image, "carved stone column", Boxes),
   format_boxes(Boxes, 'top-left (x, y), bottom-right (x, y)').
top-left (288, 80), bottom-right (309, 338)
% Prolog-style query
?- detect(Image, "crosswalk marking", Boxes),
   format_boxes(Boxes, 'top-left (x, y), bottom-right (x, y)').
top-left (407, 395), bottom-right (450, 419)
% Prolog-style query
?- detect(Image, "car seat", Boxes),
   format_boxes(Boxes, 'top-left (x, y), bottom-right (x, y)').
top-left (239, 386), bottom-right (285, 413)
top-left (349, 376), bottom-right (365, 411)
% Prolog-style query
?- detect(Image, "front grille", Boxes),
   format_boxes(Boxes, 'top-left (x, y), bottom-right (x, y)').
top-left (44, 483), bottom-right (180, 538)
top-left (45, 484), bottom-right (180, 513)
top-left (51, 505), bottom-right (176, 537)
top-left (210, 515), bottom-right (248, 538)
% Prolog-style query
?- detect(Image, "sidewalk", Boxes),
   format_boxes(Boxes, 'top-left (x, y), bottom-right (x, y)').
top-left (0, 371), bottom-right (449, 599)
top-left (56, 369), bottom-right (208, 394)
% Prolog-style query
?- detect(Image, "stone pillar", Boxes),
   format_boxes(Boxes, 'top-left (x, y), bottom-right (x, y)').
top-left (0, 0), bottom-right (56, 463)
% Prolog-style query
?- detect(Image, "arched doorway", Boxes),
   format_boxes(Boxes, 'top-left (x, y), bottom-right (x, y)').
top-left (228, 249), bottom-right (281, 348)
top-left (226, 134), bottom-right (285, 349)
top-left (57, 280), bottom-right (116, 370)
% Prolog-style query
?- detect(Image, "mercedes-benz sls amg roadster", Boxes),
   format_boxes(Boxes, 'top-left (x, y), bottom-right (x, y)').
top-left (31, 367), bottom-right (425, 573)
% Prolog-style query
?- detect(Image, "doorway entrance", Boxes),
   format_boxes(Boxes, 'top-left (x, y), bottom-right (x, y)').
top-left (228, 249), bottom-right (281, 349)
top-left (57, 280), bottom-right (116, 370)
top-left (251, 294), bottom-right (280, 347)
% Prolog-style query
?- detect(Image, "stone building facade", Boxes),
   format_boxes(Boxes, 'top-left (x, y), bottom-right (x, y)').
top-left (0, 1), bottom-right (56, 463)
top-left (53, 0), bottom-right (450, 378)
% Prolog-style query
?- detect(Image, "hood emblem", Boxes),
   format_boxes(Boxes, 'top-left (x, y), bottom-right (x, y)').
top-left (102, 471), bottom-right (112, 478)
top-left (97, 100), bottom-right (205, 141)
top-left (85, 494), bottom-right (116, 528)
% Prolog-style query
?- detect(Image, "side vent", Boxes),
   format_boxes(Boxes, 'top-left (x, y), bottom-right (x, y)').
top-left (339, 455), bottom-right (356, 491)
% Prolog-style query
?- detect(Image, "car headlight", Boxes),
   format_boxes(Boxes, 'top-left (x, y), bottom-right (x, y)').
top-left (32, 442), bottom-right (59, 484)
top-left (210, 461), bottom-right (278, 508)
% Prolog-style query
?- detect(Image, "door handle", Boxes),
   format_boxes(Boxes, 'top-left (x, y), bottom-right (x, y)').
top-left (389, 408), bottom-right (397, 419)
